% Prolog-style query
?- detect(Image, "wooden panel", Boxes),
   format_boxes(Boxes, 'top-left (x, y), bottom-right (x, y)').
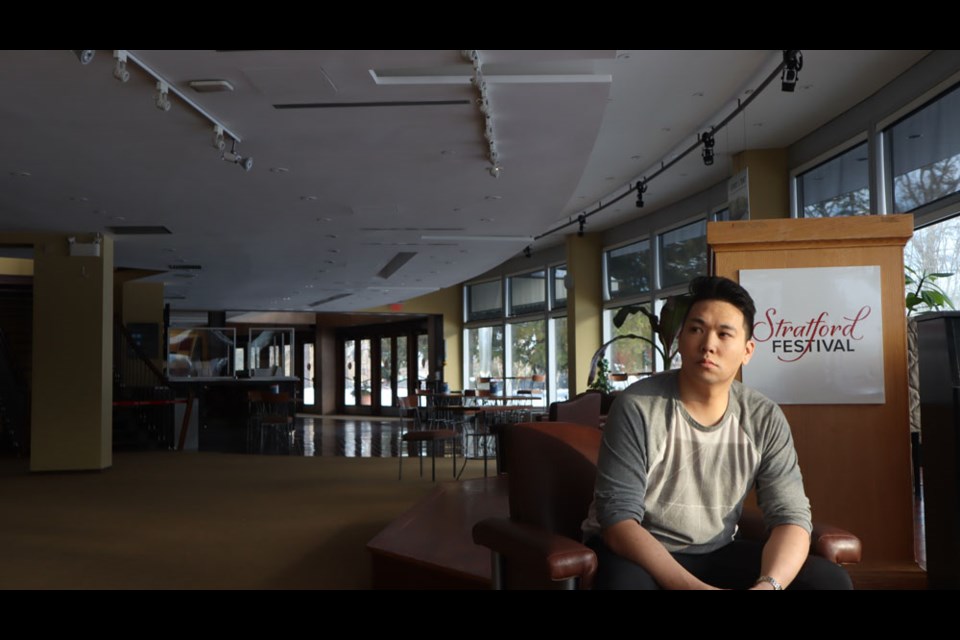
top-left (367, 476), bottom-right (507, 589)
top-left (711, 216), bottom-right (915, 567)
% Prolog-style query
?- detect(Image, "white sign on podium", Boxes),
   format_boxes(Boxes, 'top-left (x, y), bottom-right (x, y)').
top-left (740, 266), bottom-right (885, 404)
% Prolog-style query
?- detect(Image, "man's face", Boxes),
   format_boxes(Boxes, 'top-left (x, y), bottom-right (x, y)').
top-left (678, 299), bottom-right (755, 389)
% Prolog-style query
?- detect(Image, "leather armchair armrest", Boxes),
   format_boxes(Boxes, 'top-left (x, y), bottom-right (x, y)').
top-left (472, 517), bottom-right (597, 589)
top-left (810, 523), bottom-right (862, 565)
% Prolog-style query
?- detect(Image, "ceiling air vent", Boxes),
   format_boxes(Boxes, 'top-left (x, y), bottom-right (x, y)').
top-left (167, 264), bottom-right (202, 270)
top-left (377, 252), bottom-right (417, 279)
top-left (309, 293), bottom-right (352, 307)
top-left (275, 100), bottom-right (470, 110)
top-left (107, 225), bottom-right (172, 235)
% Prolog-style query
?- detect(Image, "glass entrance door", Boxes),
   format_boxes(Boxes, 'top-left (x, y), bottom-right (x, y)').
top-left (338, 324), bottom-right (426, 416)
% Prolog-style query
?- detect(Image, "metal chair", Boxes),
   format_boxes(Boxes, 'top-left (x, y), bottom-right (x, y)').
top-left (397, 395), bottom-right (461, 481)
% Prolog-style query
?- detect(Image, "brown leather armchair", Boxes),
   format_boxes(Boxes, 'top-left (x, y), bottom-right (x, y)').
top-left (472, 421), bottom-right (862, 590)
top-left (547, 393), bottom-right (601, 427)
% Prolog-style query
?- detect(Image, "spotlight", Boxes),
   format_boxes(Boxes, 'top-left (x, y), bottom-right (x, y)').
top-left (155, 81), bottom-right (171, 111)
top-left (635, 181), bottom-right (647, 208)
top-left (781, 50), bottom-right (803, 92)
top-left (488, 164), bottom-right (501, 178)
top-left (212, 125), bottom-right (226, 151)
top-left (113, 52), bottom-right (130, 82)
top-left (701, 131), bottom-right (715, 166)
top-left (523, 245), bottom-right (532, 259)
top-left (578, 213), bottom-right (586, 237)
top-left (72, 50), bottom-right (95, 65)
top-left (222, 140), bottom-right (253, 171)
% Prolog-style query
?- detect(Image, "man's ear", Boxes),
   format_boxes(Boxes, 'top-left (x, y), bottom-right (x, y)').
top-left (742, 339), bottom-right (755, 365)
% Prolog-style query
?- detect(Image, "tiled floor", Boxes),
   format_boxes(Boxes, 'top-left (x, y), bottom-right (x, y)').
top-left (265, 415), bottom-right (492, 459)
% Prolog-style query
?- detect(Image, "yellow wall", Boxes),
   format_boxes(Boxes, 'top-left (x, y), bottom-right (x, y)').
top-left (566, 232), bottom-right (603, 395)
top-left (364, 285), bottom-right (462, 389)
top-left (0, 257), bottom-right (33, 276)
top-left (121, 281), bottom-right (164, 326)
top-left (732, 149), bottom-right (790, 220)
top-left (30, 233), bottom-right (113, 471)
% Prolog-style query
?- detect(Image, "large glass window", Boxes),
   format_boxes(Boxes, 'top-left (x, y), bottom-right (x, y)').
top-left (465, 325), bottom-right (504, 388)
top-left (396, 336), bottom-right (409, 399)
top-left (467, 280), bottom-right (502, 322)
top-left (359, 339), bottom-right (372, 406)
top-left (604, 304), bottom-right (655, 390)
top-left (607, 239), bottom-right (651, 299)
top-left (889, 85), bottom-right (960, 213)
top-left (508, 319), bottom-right (546, 399)
top-left (551, 265), bottom-right (568, 310)
top-left (344, 339), bottom-right (356, 406)
top-left (549, 317), bottom-right (569, 402)
top-left (380, 337), bottom-right (392, 409)
top-left (417, 334), bottom-right (429, 384)
top-left (798, 141), bottom-right (870, 217)
top-left (905, 214), bottom-right (960, 310)
top-left (509, 270), bottom-right (546, 316)
top-left (659, 220), bottom-right (706, 288)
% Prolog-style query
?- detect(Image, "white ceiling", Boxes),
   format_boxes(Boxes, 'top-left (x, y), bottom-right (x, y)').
top-left (0, 50), bottom-right (928, 312)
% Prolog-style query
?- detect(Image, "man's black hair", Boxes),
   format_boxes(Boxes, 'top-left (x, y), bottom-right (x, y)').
top-left (682, 275), bottom-right (756, 340)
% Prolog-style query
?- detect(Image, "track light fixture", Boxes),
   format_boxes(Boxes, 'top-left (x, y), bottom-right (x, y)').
top-left (100, 50), bottom-right (245, 172)
top-left (72, 50), bottom-right (95, 65)
top-left (113, 50), bottom-right (130, 83)
top-left (523, 245), bottom-right (532, 258)
top-left (635, 181), bottom-right (647, 208)
top-left (155, 81), bottom-right (171, 111)
top-left (578, 213), bottom-right (586, 237)
top-left (467, 50), bottom-right (502, 178)
top-left (781, 50), bottom-right (803, 92)
top-left (701, 131), bottom-right (715, 166)
top-left (221, 139), bottom-right (253, 171)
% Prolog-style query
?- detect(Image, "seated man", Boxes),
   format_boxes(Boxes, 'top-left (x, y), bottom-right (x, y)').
top-left (582, 276), bottom-right (852, 590)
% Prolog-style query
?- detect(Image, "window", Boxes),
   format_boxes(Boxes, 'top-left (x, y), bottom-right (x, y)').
top-left (509, 270), bottom-right (546, 316)
top-left (798, 142), bottom-right (870, 217)
top-left (888, 84), bottom-right (960, 213)
top-left (549, 316), bottom-right (569, 402)
top-left (464, 262), bottom-right (568, 402)
top-left (466, 280), bottom-right (502, 322)
top-left (904, 213), bottom-right (960, 311)
top-left (550, 265), bottom-right (568, 310)
top-left (712, 207), bottom-right (734, 222)
top-left (659, 219), bottom-right (707, 288)
top-left (604, 305), bottom-right (654, 390)
top-left (606, 239), bottom-right (651, 299)
top-left (465, 325), bottom-right (504, 388)
top-left (507, 319), bottom-right (547, 402)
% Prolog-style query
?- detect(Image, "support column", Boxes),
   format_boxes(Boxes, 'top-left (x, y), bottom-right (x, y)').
top-left (31, 234), bottom-right (114, 471)
top-left (565, 232), bottom-right (603, 395)
top-left (731, 148), bottom-right (790, 220)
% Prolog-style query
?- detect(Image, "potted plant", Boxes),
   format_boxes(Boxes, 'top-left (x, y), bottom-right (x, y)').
top-left (587, 294), bottom-right (692, 388)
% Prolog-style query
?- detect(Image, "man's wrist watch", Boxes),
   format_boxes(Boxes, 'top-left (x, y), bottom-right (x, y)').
top-left (755, 575), bottom-right (783, 590)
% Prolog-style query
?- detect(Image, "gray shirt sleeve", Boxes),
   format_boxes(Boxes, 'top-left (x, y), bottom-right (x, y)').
top-left (749, 395), bottom-right (813, 534)
top-left (593, 393), bottom-right (650, 530)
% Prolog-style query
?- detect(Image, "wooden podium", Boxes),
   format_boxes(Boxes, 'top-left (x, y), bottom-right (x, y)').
top-left (709, 215), bottom-right (915, 568)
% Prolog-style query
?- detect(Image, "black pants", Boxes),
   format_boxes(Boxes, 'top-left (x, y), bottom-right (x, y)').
top-left (587, 537), bottom-right (853, 590)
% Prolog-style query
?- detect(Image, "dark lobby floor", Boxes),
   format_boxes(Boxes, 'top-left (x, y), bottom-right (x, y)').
top-left (268, 415), bottom-right (491, 460)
